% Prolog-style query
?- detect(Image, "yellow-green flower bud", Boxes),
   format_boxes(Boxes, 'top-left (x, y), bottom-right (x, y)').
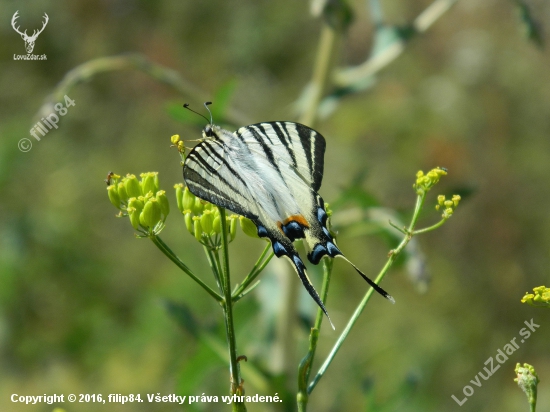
top-left (514, 363), bottom-right (539, 409)
top-left (413, 167), bottom-right (447, 195)
top-left (452, 195), bottom-right (461, 207)
top-left (177, 141), bottom-right (185, 152)
top-left (200, 210), bottom-right (214, 234)
top-left (521, 286), bottom-right (550, 307)
top-left (124, 174), bottom-right (141, 198)
top-left (107, 185), bottom-right (121, 209)
top-left (156, 190), bottom-right (170, 217)
top-left (183, 187), bottom-right (195, 211)
top-left (192, 197), bottom-right (204, 215)
top-left (443, 207), bottom-right (454, 218)
top-left (184, 210), bottom-right (194, 234)
top-left (230, 215), bottom-right (237, 240)
top-left (117, 182), bottom-right (128, 203)
top-left (141, 172), bottom-right (157, 197)
top-left (141, 197), bottom-right (162, 227)
top-left (128, 197), bottom-right (144, 214)
top-left (127, 206), bottom-right (140, 230)
top-left (174, 184), bottom-right (184, 213)
top-left (154, 173), bottom-right (160, 193)
top-left (437, 195), bottom-right (445, 206)
top-left (171, 134), bottom-right (180, 144)
top-left (193, 216), bottom-right (202, 241)
top-left (240, 216), bottom-right (259, 238)
top-left (213, 215), bottom-right (221, 234)
top-left (444, 200), bottom-right (453, 208)
top-left (324, 203), bottom-right (333, 218)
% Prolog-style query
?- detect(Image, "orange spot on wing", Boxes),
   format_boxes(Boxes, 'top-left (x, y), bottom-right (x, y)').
top-left (283, 214), bottom-right (310, 228)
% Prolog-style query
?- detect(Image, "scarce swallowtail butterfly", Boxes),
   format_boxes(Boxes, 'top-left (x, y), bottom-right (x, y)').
top-left (182, 103), bottom-right (394, 328)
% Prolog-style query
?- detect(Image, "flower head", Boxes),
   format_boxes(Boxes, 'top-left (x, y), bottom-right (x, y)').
top-left (521, 286), bottom-right (550, 308)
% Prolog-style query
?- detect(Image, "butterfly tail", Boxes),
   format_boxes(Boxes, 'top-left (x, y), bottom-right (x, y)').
top-left (306, 199), bottom-right (394, 304)
top-left (335, 255), bottom-right (395, 304)
top-left (268, 236), bottom-right (334, 330)
top-left (283, 253), bottom-right (335, 330)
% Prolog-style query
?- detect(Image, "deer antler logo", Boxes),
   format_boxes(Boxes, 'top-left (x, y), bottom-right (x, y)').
top-left (11, 11), bottom-right (49, 54)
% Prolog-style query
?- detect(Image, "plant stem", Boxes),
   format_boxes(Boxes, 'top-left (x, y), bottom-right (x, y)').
top-left (218, 207), bottom-right (246, 411)
top-left (40, 54), bottom-right (252, 126)
top-left (149, 235), bottom-right (222, 302)
top-left (307, 193), bottom-right (426, 394)
top-left (232, 242), bottom-right (274, 301)
top-left (203, 245), bottom-right (224, 294)
top-left (300, 25), bottom-right (338, 126)
top-left (335, 0), bottom-right (457, 87)
top-left (280, 21), bottom-right (339, 395)
top-left (297, 259), bottom-right (333, 411)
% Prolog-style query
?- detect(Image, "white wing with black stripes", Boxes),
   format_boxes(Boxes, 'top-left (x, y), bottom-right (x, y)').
top-left (183, 121), bottom-right (393, 328)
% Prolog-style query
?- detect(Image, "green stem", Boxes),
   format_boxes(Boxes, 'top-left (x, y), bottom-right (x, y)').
top-left (412, 217), bottom-right (447, 235)
top-left (232, 242), bottom-right (274, 301)
top-left (149, 235), bottom-right (222, 302)
top-left (297, 259), bottom-right (333, 411)
top-left (307, 194), bottom-right (427, 394)
top-left (218, 207), bottom-right (246, 412)
top-left (203, 245), bottom-right (223, 294)
top-left (40, 54), bottom-right (252, 126)
top-left (300, 25), bottom-right (338, 126)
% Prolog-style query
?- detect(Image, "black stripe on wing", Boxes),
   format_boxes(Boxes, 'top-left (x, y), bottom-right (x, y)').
top-left (293, 123), bottom-right (325, 192)
top-left (184, 167), bottom-right (256, 220)
top-left (184, 142), bottom-right (258, 220)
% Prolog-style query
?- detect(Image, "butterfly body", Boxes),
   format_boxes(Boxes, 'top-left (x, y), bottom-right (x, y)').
top-left (184, 120), bottom-right (393, 327)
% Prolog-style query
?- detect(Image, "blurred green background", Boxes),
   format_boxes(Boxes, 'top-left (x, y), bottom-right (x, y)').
top-left (1, 0), bottom-right (550, 411)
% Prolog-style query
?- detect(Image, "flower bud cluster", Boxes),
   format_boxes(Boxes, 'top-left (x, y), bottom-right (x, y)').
top-left (435, 194), bottom-right (461, 219)
top-left (514, 363), bottom-right (539, 405)
top-left (413, 167), bottom-right (447, 195)
top-left (171, 134), bottom-right (185, 154)
top-left (521, 286), bottom-right (550, 308)
top-left (175, 184), bottom-right (241, 243)
top-left (107, 172), bottom-right (169, 235)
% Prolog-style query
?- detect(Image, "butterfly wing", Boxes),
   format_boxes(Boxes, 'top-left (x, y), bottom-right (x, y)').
top-left (184, 122), bottom-right (337, 325)
top-left (183, 122), bottom-right (393, 328)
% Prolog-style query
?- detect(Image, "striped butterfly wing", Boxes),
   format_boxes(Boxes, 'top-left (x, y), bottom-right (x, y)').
top-left (184, 122), bottom-right (338, 325)
top-left (183, 121), bottom-right (394, 328)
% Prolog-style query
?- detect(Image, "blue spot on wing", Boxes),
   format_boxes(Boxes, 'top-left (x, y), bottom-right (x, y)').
top-left (326, 242), bottom-right (341, 257)
top-left (317, 207), bottom-right (327, 225)
top-left (309, 244), bottom-right (327, 264)
top-left (272, 241), bottom-right (288, 257)
top-left (282, 221), bottom-right (305, 241)
top-left (257, 225), bottom-right (268, 238)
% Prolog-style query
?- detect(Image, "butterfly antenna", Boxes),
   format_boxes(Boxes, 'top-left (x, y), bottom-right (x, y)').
top-left (182, 103), bottom-right (210, 124)
top-left (336, 255), bottom-right (395, 304)
top-left (203, 101), bottom-right (213, 126)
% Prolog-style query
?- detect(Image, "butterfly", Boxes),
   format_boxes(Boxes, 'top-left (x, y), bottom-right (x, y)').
top-left (182, 103), bottom-right (394, 328)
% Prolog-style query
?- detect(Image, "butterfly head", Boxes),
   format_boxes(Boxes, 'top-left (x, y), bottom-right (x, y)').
top-left (203, 124), bottom-right (217, 139)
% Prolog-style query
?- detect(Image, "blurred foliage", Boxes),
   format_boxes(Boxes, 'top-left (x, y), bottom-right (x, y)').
top-left (1, 0), bottom-right (550, 411)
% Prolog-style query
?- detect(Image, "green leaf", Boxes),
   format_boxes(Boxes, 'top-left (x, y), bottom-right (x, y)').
top-left (211, 79), bottom-right (237, 121)
top-left (330, 170), bottom-right (380, 210)
top-left (515, 0), bottom-right (544, 48)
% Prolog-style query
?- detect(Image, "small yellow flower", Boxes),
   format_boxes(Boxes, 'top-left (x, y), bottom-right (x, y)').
top-left (521, 286), bottom-right (550, 307)
top-left (413, 167), bottom-right (447, 195)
